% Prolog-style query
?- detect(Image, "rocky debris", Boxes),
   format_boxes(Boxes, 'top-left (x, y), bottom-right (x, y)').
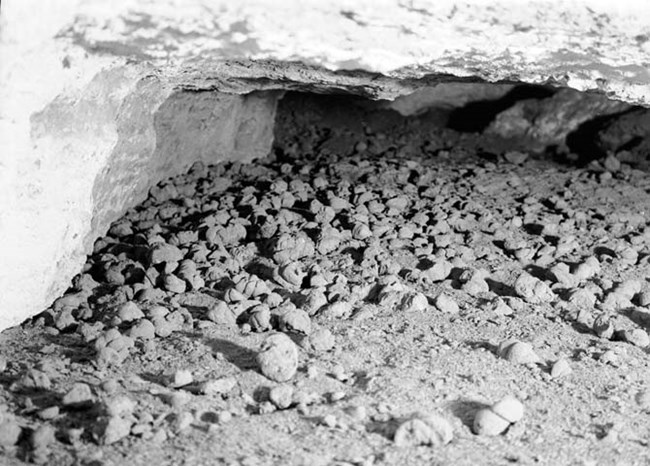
top-left (473, 396), bottom-right (525, 436)
top-left (30, 424), bottom-right (56, 462)
top-left (303, 328), bottom-right (336, 353)
top-left (550, 359), bottom-right (572, 378)
top-left (434, 293), bottom-right (459, 314)
top-left (620, 328), bottom-right (650, 348)
top-left (94, 416), bottom-right (133, 445)
top-left (498, 340), bottom-right (541, 365)
top-left (0, 411), bottom-right (22, 447)
top-left (15, 369), bottom-right (52, 390)
top-left (269, 385), bottom-right (294, 410)
top-left (170, 370), bottom-right (194, 388)
top-left (198, 377), bottom-right (237, 396)
top-left (393, 413), bottom-right (453, 447)
top-left (62, 383), bottom-right (94, 408)
top-left (2, 91), bottom-right (650, 464)
top-left (278, 309), bottom-right (312, 335)
top-left (514, 273), bottom-right (554, 304)
top-left (105, 396), bottom-right (137, 418)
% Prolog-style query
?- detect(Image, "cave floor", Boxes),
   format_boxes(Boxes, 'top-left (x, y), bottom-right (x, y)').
top-left (3, 96), bottom-right (650, 465)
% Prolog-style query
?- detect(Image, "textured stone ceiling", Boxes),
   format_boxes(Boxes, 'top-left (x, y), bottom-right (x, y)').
top-left (48, 0), bottom-right (650, 104)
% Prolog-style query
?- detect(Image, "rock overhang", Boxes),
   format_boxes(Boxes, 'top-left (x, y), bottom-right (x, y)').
top-left (1, 0), bottom-right (650, 331)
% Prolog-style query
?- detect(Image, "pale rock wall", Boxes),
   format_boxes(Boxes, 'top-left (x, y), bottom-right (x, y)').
top-left (1, 0), bottom-right (650, 331)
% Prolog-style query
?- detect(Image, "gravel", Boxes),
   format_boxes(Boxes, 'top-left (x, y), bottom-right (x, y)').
top-left (3, 92), bottom-right (650, 464)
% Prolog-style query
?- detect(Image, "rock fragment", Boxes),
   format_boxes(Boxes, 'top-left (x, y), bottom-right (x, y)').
top-left (269, 385), bottom-right (294, 410)
top-left (170, 370), bottom-right (194, 388)
top-left (95, 416), bottom-right (133, 445)
top-left (278, 309), bottom-right (312, 335)
top-left (30, 424), bottom-right (56, 459)
top-left (434, 293), bottom-right (459, 314)
top-left (117, 301), bottom-right (144, 322)
top-left (17, 369), bottom-right (52, 390)
top-left (206, 302), bottom-right (237, 327)
top-left (303, 328), bottom-right (335, 352)
top-left (473, 396), bottom-right (524, 436)
top-left (199, 377), bottom-right (237, 396)
top-left (498, 340), bottom-right (541, 365)
top-left (0, 413), bottom-right (21, 447)
top-left (514, 273), bottom-right (554, 304)
top-left (149, 243), bottom-right (184, 265)
top-left (256, 333), bottom-right (299, 382)
top-left (620, 328), bottom-right (650, 348)
top-left (394, 413), bottom-right (453, 447)
top-left (421, 259), bottom-right (452, 282)
top-left (62, 383), bottom-right (94, 408)
top-left (550, 359), bottom-right (572, 378)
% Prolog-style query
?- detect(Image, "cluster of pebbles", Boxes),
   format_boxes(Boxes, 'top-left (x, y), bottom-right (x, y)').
top-left (3, 101), bottom-right (650, 464)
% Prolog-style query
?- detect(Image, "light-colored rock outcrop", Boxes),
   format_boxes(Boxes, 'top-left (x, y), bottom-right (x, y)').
top-left (1, 0), bottom-right (649, 331)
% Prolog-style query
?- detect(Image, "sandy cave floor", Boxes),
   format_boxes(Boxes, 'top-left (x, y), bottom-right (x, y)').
top-left (3, 94), bottom-right (650, 465)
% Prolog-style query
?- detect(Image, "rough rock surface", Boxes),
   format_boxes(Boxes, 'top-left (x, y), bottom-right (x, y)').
top-left (2, 93), bottom-right (650, 464)
top-left (2, 0), bottom-right (650, 330)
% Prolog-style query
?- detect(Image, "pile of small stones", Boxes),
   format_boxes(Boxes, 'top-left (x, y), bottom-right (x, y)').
top-left (2, 121), bottom-right (650, 463)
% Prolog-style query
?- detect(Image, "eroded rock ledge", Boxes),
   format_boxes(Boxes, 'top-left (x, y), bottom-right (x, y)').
top-left (1, 0), bottom-right (650, 331)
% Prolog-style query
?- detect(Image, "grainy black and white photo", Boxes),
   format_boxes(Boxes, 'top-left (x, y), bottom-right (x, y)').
top-left (1, 1), bottom-right (650, 464)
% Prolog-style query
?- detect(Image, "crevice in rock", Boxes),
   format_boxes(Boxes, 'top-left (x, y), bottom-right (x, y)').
top-left (446, 84), bottom-right (557, 133)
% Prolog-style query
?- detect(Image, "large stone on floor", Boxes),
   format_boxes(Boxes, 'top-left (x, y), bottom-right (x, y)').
top-left (1, 0), bottom-right (650, 331)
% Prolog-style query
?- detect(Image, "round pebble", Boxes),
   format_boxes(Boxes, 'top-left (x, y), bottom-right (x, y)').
top-left (498, 340), bottom-right (541, 365)
top-left (117, 301), bottom-right (144, 322)
top-left (279, 309), bottom-right (312, 335)
top-left (514, 273), bottom-right (554, 304)
top-left (256, 333), bottom-right (299, 382)
top-left (305, 328), bottom-right (335, 352)
top-left (550, 359), bottom-right (572, 378)
top-left (269, 385), bottom-right (294, 410)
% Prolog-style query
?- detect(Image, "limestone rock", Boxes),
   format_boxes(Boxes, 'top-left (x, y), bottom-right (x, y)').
top-left (2, 0), bottom-right (650, 331)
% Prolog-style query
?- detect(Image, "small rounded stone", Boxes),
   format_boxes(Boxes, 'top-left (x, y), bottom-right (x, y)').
top-left (434, 293), bottom-right (459, 314)
top-left (117, 301), bottom-right (144, 322)
top-left (0, 416), bottom-right (22, 447)
top-left (498, 340), bottom-right (541, 365)
top-left (278, 309), bottom-right (311, 335)
top-left (635, 389), bottom-right (650, 410)
top-left (256, 333), bottom-right (299, 382)
top-left (126, 319), bottom-right (156, 340)
top-left (514, 273), bottom-right (554, 304)
top-left (206, 302), bottom-right (236, 327)
top-left (550, 359), bottom-right (572, 378)
top-left (249, 305), bottom-right (272, 332)
top-left (394, 414), bottom-right (453, 447)
top-left (30, 424), bottom-right (56, 452)
top-left (473, 408), bottom-right (510, 436)
top-left (491, 396), bottom-right (524, 423)
top-left (269, 385), bottom-right (294, 410)
top-left (621, 328), bottom-right (650, 347)
top-left (305, 328), bottom-right (335, 352)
